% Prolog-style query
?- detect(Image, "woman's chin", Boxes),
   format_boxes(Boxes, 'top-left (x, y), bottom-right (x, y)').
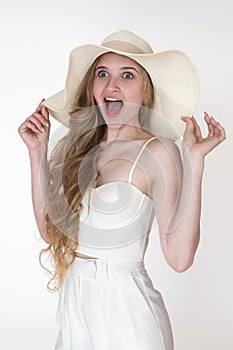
top-left (105, 120), bottom-right (125, 129)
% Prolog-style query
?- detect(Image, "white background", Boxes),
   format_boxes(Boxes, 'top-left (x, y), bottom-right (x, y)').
top-left (1, 0), bottom-right (233, 349)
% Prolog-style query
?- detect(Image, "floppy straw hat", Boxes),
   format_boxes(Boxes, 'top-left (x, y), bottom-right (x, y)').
top-left (43, 29), bottom-right (200, 141)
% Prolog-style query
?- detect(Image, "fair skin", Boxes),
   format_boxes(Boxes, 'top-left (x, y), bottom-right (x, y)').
top-left (18, 53), bottom-right (226, 270)
top-left (92, 52), bottom-right (145, 140)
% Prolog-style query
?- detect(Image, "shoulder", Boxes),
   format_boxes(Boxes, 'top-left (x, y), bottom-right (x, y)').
top-left (145, 137), bottom-right (183, 186)
top-left (146, 137), bottom-right (182, 163)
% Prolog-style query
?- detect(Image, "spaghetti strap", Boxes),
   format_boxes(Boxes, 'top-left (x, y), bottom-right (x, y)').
top-left (128, 136), bottom-right (157, 183)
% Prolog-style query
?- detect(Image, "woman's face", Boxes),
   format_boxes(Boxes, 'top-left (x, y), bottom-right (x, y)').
top-left (92, 53), bottom-right (145, 125)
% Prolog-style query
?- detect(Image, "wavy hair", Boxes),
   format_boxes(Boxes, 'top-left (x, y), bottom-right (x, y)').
top-left (39, 53), bottom-right (155, 292)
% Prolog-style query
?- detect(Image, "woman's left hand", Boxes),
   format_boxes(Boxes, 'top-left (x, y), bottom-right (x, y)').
top-left (180, 111), bottom-right (226, 157)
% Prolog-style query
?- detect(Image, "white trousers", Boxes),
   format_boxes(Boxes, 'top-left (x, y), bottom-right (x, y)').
top-left (54, 257), bottom-right (174, 350)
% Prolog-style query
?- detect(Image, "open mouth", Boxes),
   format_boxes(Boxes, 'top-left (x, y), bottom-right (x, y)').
top-left (104, 97), bottom-right (123, 115)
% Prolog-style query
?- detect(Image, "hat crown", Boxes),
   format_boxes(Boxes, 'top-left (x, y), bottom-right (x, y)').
top-left (101, 29), bottom-right (154, 54)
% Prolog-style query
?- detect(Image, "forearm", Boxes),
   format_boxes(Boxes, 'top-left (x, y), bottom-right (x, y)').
top-left (29, 147), bottom-right (51, 243)
top-left (165, 151), bottom-right (205, 271)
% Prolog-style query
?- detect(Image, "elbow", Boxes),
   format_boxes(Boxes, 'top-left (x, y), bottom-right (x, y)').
top-left (42, 232), bottom-right (53, 245)
top-left (38, 227), bottom-right (53, 245)
top-left (36, 219), bottom-right (53, 244)
top-left (43, 237), bottom-right (53, 245)
top-left (171, 263), bottom-right (192, 273)
top-left (165, 233), bottom-right (200, 273)
top-left (167, 255), bottom-right (195, 273)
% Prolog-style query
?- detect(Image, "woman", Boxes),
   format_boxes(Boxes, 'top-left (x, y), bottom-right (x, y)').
top-left (18, 30), bottom-right (226, 350)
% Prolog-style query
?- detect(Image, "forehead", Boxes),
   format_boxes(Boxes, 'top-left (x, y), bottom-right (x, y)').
top-left (96, 52), bottom-right (142, 69)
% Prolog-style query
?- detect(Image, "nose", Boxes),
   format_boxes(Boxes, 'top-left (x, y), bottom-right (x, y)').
top-left (106, 77), bottom-right (120, 92)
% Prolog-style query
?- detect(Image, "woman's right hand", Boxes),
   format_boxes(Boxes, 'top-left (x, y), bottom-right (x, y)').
top-left (18, 99), bottom-right (50, 152)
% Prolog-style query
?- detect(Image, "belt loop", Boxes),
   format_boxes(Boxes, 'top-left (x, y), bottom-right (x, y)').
top-left (94, 259), bottom-right (98, 279)
top-left (93, 259), bottom-right (110, 280)
top-left (106, 259), bottom-right (109, 280)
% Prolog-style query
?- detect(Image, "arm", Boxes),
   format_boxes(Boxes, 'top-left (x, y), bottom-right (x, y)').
top-left (151, 112), bottom-right (226, 272)
top-left (18, 100), bottom-right (52, 244)
top-left (29, 146), bottom-right (51, 243)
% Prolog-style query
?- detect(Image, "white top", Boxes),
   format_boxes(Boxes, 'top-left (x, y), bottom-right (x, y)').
top-left (76, 136), bottom-right (158, 261)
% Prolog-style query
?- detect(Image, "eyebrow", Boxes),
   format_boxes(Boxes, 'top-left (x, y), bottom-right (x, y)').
top-left (95, 66), bottom-right (108, 71)
top-left (95, 65), bottom-right (139, 73)
top-left (121, 66), bottom-right (139, 73)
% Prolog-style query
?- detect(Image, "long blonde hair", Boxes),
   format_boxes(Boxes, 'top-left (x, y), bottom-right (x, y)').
top-left (39, 53), bottom-right (155, 292)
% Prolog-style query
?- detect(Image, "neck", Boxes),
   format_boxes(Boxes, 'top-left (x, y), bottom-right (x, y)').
top-left (103, 115), bottom-right (142, 141)
top-left (105, 124), bottom-right (142, 141)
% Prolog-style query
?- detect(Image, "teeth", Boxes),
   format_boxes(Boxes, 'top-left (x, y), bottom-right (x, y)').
top-left (105, 98), bottom-right (121, 102)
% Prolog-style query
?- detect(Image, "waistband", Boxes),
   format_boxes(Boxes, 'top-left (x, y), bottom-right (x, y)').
top-left (68, 257), bottom-right (145, 280)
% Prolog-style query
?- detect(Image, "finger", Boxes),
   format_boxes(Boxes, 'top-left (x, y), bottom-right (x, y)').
top-left (207, 121), bottom-right (215, 137)
top-left (204, 111), bottom-right (215, 126)
top-left (32, 111), bottom-right (49, 127)
top-left (204, 111), bottom-right (212, 122)
top-left (180, 116), bottom-right (194, 133)
top-left (36, 98), bottom-right (45, 113)
top-left (27, 115), bottom-right (45, 132)
top-left (218, 125), bottom-right (227, 141)
top-left (191, 116), bottom-right (202, 139)
top-left (30, 110), bottom-right (49, 126)
top-left (204, 112), bottom-right (214, 137)
top-left (29, 112), bottom-right (49, 126)
top-left (214, 125), bottom-right (221, 137)
top-left (40, 104), bottom-right (49, 122)
top-left (209, 115), bottom-right (221, 137)
top-left (24, 120), bottom-right (41, 134)
top-left (214, 121), bottom-right (226, 140)
top-left (204, 111), bottom-right (210, 118)
top-left (216, 121), bottom-right (226, 137)
top-left (204, 112), bottom-right (224, 140)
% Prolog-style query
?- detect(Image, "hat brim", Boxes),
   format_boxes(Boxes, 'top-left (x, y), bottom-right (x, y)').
top-left (43, 44), bottom-right (199, 140)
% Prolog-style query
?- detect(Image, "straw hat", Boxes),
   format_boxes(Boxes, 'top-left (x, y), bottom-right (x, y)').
top-left (43, 29), bottom-right (200, 141)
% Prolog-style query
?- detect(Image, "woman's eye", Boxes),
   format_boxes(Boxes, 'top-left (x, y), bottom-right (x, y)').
top-left (123, 72), bottom-right (133, 79)
top-left (98, 71), bottom-right (108, 78)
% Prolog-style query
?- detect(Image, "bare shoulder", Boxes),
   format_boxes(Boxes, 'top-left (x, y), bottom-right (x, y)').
top-left (145, 137), bottom-right (183, 189)
top-left (146, 137), bottom-right (182, 164)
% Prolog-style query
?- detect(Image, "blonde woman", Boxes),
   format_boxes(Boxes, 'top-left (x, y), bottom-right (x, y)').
top-left (18, 30), bottom-right (226, 350)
